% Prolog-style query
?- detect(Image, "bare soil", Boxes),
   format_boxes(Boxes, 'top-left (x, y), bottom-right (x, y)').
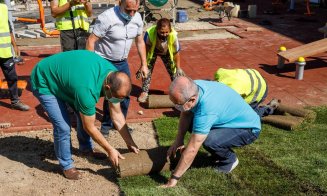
top-left (0, 122), bottom-right (158, 195)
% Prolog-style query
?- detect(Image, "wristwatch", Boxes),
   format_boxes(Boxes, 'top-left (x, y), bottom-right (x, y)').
top-left (170, 174), bottom-right (181, 180)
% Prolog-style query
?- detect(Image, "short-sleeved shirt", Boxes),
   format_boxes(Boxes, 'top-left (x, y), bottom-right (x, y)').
top-left (144, 31), bottom-right (180, 56)
top-left (191, 80), bottom-right (261, 135)
top-left (92, 6), bottom-right (143, 61)
top-left (31, 50), bottom-right (117, 116)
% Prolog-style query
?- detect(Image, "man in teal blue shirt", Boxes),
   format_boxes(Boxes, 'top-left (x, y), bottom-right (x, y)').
top-left (162, 76), bottom-right (261, 188)
top-left (31, 50), bottom-right (139, 180)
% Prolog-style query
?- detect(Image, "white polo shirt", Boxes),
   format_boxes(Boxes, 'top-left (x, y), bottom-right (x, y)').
top-left (93, 6), bottom-right (143, 61)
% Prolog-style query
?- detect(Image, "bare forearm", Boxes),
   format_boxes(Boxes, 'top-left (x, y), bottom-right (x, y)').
top-left (136, 40), bottom-right (147, 67)
top-left (10, 33), bottom-right (19, 56)
top-left (84, 2), bottom-right (92, 17)
top-left (111, 111), bottom-right (136, 146)
top-left (176, 112), bottom-right (192, 142)
top-left (172, 147), bottom-right (197, 177)
top-left (174, 52), bottom-right (181, 68)
top-left (51, 3), bottom-right (71, 17)
top-left (85, 126), bottom-right (115, 154)
top-left (86, 33), bottom-right (98, 51)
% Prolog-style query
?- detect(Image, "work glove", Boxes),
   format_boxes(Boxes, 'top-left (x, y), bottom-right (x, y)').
top-left (175, 68), bottom-right (185, 77)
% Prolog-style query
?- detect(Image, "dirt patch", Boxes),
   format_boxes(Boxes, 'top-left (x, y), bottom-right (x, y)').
top-left (0, 122), bottom-right (158, 195)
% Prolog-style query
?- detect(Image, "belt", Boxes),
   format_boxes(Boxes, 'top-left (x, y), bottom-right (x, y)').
top-left (107, 59), bottom-right (127, 63)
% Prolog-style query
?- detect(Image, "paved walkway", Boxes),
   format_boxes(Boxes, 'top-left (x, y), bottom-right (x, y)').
top-left (1, 14), bottom-right (327, 133)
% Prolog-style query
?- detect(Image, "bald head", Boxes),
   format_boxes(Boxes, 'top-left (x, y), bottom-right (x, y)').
top-left (120, 0), bottom-right (140, 17)
top-left (107, 71), bottom-right (131, 97)
top-left (169, 76), bottom-right (198, 104)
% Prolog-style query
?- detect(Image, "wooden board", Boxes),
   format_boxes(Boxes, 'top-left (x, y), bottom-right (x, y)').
top-left (277, 38), bottom-right (327, 63)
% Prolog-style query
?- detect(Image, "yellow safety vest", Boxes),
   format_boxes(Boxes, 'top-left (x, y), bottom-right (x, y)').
top-left (146, 25), bottom-right (177, 73)
top-left (0, 3), bottom-right (13, 58)
top-left (55, 0), bottom-right (89, 31)
top-left (214, 68), bottom-right (267, 104)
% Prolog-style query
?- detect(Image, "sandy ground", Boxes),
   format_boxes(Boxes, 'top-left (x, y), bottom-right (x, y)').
top-left (0, 122), bottom-right (158, 195)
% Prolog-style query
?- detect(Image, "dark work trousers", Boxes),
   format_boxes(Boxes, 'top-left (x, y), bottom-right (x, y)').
top-left (249, 86), bottom-right (274, 118)
top-left (101, 59), bottom-right (131, 133)
top-left (60, 28), bottom-right (89, 51)
top-left (0, 57), bottom-right (19, 103)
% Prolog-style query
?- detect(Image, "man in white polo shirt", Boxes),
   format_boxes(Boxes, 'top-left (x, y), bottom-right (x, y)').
top-left (86, 0), bottom-right (148, 137)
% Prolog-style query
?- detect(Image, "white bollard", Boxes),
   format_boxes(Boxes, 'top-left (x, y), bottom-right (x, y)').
top-left (295, 57), bottom-right (306, 80)
top-left (277, 46), bottom-right (287, 69)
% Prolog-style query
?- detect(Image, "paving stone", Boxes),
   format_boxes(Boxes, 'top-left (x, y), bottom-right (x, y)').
top-left (16, 33), bottom-right (36, 38)
top-left (24, 30), bottom-right (40, 38)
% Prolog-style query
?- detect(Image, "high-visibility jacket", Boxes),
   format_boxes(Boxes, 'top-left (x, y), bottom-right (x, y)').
top-left (0, 3), bottom-right (13, 58)
top-left (214, 68), bottom-right (267, 104)
top-left (146, 25), bottom-right (178, 73)
top-left (55, 0), bottom-right (89, 31)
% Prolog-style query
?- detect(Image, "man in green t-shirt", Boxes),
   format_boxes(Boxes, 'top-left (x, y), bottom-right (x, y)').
top-left (31, 50), bottom-right (139, 180)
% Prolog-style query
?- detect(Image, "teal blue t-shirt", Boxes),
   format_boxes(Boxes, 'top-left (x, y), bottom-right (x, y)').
top-left (31, 50), bottom-right (117, 116)
top-left (191, 80), bottom-right (261, 135)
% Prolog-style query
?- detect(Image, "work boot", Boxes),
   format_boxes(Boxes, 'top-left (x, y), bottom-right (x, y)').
top-left (63, 168), bottom-right (82, 180)
top-left (11, 101), bottom-right (30, 111)
top-left (137, 92), bottom-right (148, 103)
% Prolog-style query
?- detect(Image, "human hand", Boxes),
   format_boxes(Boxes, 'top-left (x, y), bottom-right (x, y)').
top-left (167, 141), bottom-right (184, 159)
top-left (159, 178), bottom-right (178, 188)
top-left (175, 68), bottom-right (185, 77)
top-left (108, 148), bottom-right (125, 168)
top-left (127, 144), bottom-right (140, 154)
top-left (140, 65), bottom-right (149, 79)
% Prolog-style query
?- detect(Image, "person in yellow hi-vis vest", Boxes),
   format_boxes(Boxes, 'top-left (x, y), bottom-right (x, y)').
top-left (0, 3), bottom-right (30, 111)
top-left (137, 18), bottom-right (185, 103)
top-left (214, 68), bottom-right (280, 117)
top-left (50, 0), bottom-right (92, 51)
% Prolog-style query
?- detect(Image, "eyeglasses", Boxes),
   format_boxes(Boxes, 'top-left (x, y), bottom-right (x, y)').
top-left (174, 97), bottom-right (193, 112)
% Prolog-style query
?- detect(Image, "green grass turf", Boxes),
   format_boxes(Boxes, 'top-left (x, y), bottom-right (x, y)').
top-left (118, 106), bottom-right (327, 195)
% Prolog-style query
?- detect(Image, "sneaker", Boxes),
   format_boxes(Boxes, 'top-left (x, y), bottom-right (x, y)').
top-left (137, 92), bottom-right (148, 103)
top-left (11, 101), bottom-right (30, 111)
top-left (13, 56), bottom-right (24, 64)
top-left (100, 126), bottom-right (112, 138)
top-left (266, 98), bottom-right (281, 110)
top-left (215, 158), bottom-right (239, 174)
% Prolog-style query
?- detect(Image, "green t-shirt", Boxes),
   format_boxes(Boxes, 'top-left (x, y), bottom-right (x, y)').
top-left (31, 50), bottom-right (117, 116)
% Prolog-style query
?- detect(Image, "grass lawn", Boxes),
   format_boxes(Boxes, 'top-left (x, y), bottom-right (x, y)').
top-left (118, 106), bottom-right (327, 195)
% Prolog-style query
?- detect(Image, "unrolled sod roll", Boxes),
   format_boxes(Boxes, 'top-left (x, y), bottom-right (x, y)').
top-left (117, 146), bottom-right (170, 177)
top-left (147, 95), bottom-right (174, 109)
top-left (275, 104), bottom-right (316, 122)
top-left (262, 115), bottom-right (304, 130)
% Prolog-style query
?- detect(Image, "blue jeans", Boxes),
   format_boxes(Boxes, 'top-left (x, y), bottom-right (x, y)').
top-left (203, 128), bottom-right (258, 167)
top-left (33, 90), bottom-right (94, 170)
top-left (250, 86), bottom-right (273, 118)
top-left (101, 59), bottom-right (131, 133)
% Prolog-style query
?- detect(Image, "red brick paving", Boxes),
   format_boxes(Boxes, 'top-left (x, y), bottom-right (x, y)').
top-left (1, 10), bottom-right (327, 133)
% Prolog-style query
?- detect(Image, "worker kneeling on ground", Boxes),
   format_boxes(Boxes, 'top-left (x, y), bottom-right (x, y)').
top-left (30, 50), bottom-right (139, 180)
top-left (161, 76), bottom-right (261, 188)
top-left (214, 68), bottom-right (280, 117)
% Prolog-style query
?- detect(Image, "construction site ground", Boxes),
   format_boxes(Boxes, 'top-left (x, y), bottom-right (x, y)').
top-left (0, 0), bottom-right (327, 195)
